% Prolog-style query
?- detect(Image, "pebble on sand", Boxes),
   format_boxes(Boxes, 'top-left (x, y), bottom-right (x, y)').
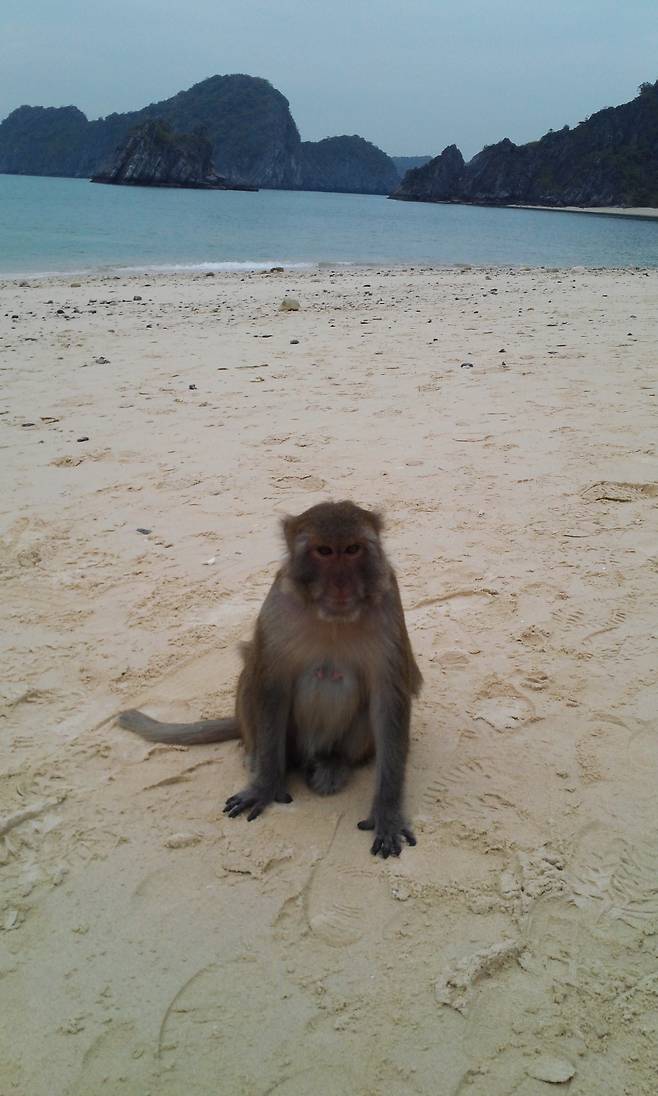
top-left (163, 832), bottom-right (202, 849)
top-left (526, 1056), bottom-right (576, 1084)
top-left (279, 297), bottom-right (300, 312)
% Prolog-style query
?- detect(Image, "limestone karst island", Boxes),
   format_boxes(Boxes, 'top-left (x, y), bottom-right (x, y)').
top-left (0, 73), bottom-right (656, 206)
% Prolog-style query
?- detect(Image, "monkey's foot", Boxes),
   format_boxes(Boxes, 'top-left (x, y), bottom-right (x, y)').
top-left (357, 816), bottom-right (417, 858)
top-left (306, 760), bottom-right (349, 796)
top-left (224, 785), bottom-right (292, 821)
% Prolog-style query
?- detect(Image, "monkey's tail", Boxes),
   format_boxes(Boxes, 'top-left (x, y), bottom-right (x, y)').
top-left (118, 709), bottom-right (240, 745)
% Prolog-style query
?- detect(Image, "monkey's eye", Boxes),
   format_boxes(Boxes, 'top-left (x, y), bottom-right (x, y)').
top-left (315, 545), bottom-right (334, 557)
top-left (344, 544), bottom-right (361, 556)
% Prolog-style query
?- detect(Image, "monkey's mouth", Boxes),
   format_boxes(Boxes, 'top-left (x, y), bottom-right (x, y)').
top-left (317, 603), bottom-right (361, 623)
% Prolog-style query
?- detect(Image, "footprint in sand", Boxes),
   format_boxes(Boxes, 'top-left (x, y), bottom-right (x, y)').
top-left (554, 599), bottom-right (633, 658)
top-left (156, 959), bottom-right (318, 1091)
top-left (420, 757), bottom-right (486, 818)
top-left (421, 735), bottom-right (540, 837)
top-left (567, 825), bottom-right (658, 927)
top-left (600, 606), bottom-right (627, 629)
top-left (70, 1022), bottom-right (143, 1095)
top-left (304, 817), bottom-right (391, 946)
top-left (553, 604), bottom-right (588, 630)
top-left (130, 863), bottom-right (200, 904)
top-left (520, 670), bottom-right (550, 691)
top-left (469, 679), bottom-right (537, 731)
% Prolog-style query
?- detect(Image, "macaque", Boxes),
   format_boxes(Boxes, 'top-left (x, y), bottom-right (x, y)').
top-left (119, 500), bottom-right (422, 857)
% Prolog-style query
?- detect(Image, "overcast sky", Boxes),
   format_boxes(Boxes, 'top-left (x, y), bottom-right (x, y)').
top-left (2, 0), bottom-right (656, 158)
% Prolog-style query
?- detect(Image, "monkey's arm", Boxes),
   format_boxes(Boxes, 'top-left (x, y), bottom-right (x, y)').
top-left (223, 677), bottom-right (292, 821)
top-left (358, 680), bottom-right (416, 858)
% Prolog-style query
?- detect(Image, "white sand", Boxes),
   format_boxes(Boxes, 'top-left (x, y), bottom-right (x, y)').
top-left (2, 265), bottom-right (658, 1094)
top-left (515, 204), bottom-right (658, 219)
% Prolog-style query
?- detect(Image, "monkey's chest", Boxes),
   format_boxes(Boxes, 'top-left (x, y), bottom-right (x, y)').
top-left (292, 661), bottom-right (361, 745)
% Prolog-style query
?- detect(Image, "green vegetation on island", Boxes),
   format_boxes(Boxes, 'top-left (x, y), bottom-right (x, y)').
top-left (392, 80), bottom-right (658, 208)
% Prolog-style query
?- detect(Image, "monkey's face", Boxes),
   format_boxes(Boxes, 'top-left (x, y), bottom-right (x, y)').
top-left (311, 538), bottom-right (366, 620)
top-left (283, 501), bottom-right (387, 622)
top-left (290, 535), bottom-right (383, 622)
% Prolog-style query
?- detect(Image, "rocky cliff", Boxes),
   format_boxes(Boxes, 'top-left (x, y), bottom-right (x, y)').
top-left (299, 136), bottom-right (399, 194)
top-left (0, 104), bottom-right (95, 177)
top-left (392, 80), bottom-right (658, 207)
top-left (393, 145), bottom-right (465, 202)
top-left (91, 120), bottom-right (255, 189)
top-left (0, 73), bottom-right (398, 195)
top-left (0, 75), bottom-right (298, 187)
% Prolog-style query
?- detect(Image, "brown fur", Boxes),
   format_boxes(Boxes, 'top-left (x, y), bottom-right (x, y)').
top-left (119, 500), bottom-right (422, 857)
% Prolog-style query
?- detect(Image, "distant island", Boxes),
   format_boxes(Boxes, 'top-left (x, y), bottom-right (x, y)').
top-left (0, 74), bottom-right (400, 196)
top-left (91, 119), bottom-right (257, 191)
top-left (3, 73), bottom-right (657, 207)
top-left (392, 80), bottom-right (658, 208)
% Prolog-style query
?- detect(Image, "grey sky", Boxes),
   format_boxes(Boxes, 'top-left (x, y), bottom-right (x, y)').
top-left (2, 0), bottom-right (656, 158)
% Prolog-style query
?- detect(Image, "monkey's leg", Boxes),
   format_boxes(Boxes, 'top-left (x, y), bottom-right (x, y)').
top-left (358, 689), bottom-right (416, 858)
top-left (224, 681), bottom-right (292, 821)
top-left (305, 709), bottom-right (374, 794)
top-left (305, 755), bottom-right (349, 796)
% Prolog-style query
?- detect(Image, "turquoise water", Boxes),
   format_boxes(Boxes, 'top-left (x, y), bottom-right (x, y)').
top-left (1, 173), bottom-right (658, 275)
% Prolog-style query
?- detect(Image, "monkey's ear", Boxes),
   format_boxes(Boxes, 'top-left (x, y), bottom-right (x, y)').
top-left (281, 515), bottom-right (299, 552)
top-left (365, 509), bottom-right (384, 536)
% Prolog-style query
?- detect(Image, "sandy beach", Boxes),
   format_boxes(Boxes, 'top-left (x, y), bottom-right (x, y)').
top-left (2, 264), bottom-right (657, 1095)
top-left (515, 205), bottom-right (658, 221)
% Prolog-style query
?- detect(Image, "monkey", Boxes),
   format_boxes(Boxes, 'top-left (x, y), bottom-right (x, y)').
top-left (119, 500), bottom-right (422, 857)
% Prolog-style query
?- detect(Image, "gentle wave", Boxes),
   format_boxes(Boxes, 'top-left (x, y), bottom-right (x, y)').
top-left (117, 260), bottom-right (320, 273)
top-left (1, 260), bottom-right (322, 281)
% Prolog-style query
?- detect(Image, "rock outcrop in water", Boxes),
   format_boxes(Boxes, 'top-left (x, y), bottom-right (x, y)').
top-left (391, 80), bottom-right (658, 208)
top-left (393, 145), bottom-right (465, 202)
top-left (298, 136), bottom-right (399, 194)
top-left (0, 73), bottom-right (400, 195)
top-left (91, 120), bottom-right (255, 190)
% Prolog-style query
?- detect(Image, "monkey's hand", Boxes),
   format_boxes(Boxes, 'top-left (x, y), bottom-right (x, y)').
top-left (224, 785), bottom-right (292, 822)
top-left (357, 814), bottom-right (416, 858)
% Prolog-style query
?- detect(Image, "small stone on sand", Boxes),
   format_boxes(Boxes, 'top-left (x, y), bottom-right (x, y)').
top-left (526, 1056), bottom-right (576, 1084)
top-left (163, 832), bottom-right (201, 849)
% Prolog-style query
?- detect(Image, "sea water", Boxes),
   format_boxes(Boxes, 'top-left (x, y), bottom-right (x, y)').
top-left (1, 173), bottom-right (657, 276)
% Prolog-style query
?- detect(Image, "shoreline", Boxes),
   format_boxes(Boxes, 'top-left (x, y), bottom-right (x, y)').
top-left (2, 255), bottom-right (658, 283)
top-left (389, 192), bottom-right (658, 221)
top-left (3, 265), bottom-right (657, 1094)
top-left (510, 202), bottom-right (658, 221)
